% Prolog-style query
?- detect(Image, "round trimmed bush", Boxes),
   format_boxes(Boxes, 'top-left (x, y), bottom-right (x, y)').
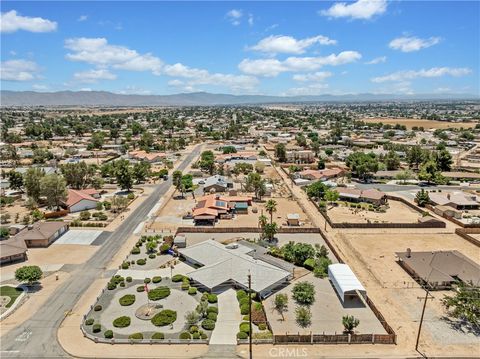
top-left (119, 282), bottom-right (125, 287)
top-left (151, 332), bottom-right (164, 340)
top-left (148, 286), bottom-right (171, 301)
top-left (181, 283), bottom-right (189, 291)
top-left (201, 293), bottom-right (208, 301)
top-left (159, 243), bottom-right (170, 254)
top-left (131, 247), bottom-right (140, 255)
top-left (239, 297), bottom-right (249, 307)
top-left (200, 331), bottom-right (207, 339)
top-left (144, 278), bottom-right (151, 284)
top-left (188, 287), bottom-right (197, 295)
top-left (121, 262), bottom-right (130, 269)
top-left (151, 309), bottom-right (177, 326)
top-left (107, 282), bottom-right (116, 290)
top-left (119, 294), bottom-right (136, 306)
top-left (92, 324), bottom-right (101, 333)
top-left (172, 274), bottom-right (184, 282)
top-left (126, 276), bottom-right (132, 283)
top-left (207, 306), bottom-right (218, 314)
top-left (104, 330), bottom-right (113, 339)
top-left (179, 331), bottom-right (191, 340)
top-left (129, 333), bottom-right (143, 340)
top-left (136, 285), bottom-right (145, 292)
top-left (94, 305), bottom-right (102, 311)
top-left (152, 276), bottom-right (162, 283)
top-left (237, 290), bottom-right (247, 301)
top-left (240, 303), bottom-right (250, 315)
top-left (192, 332), bottom-right (201, 339)
top-left (239, 322), bottom-right (250, 334)
top-left (136, 259), bottom-right (146, 265)
top-left (113, 316), bottom-right (131, 328)
top-left (237, 331), bottom-right (248, 339)
top-left (85, 318), bottom-right (94, 326)
top-left (207, 294), bottom-right (217, 303)
top-left (201, 319), bottom-right (215, 331)
top-left (258, 323), bottom-right (267, 330)
top-left (242, 315), bottom-right (249, 321)
top-left (149, 254), bottom-right (156, 259)
top-left (189, 325), bottom-right (199, 334)
top-left (207, 312), bottom-right (217, 321)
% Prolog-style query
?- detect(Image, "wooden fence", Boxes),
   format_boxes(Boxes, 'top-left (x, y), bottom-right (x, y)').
top-left (175, 226), bottom-right (321, 235)
top-left (44, 209), bottom-right (69, 219)
top-left (455, 228), bottom-right (480, 247)
top-left (272, 332), bottom-right (395, 345)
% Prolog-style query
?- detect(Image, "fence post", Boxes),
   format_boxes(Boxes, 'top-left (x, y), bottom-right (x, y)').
top-left (348, 334), bottom-right (351, 343)
top-left (310, 331), bottom-right (313, 344)
top-left (372, 334), bottom-right (375, 344)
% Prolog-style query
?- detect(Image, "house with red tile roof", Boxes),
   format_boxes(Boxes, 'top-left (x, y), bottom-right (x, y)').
top-left (192, 194), bottom-right (253, 225)
top-left (65, 188), bottom-right (100, 213)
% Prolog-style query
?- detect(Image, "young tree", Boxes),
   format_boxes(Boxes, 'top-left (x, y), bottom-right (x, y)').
top-left (274, 143), bottom-right (287, 162)
top-left (40, 173), bottom-right (68, 210)
top-left (418, 160), bottom-right (441, 184)
top-left (342, 315), bottom-right (360, 333)
top-left (245, 172), bottom-right (266, 200)
top-left (442, 282), bottom-right (480, 330)
top-left (199, 151), bottom-right (215, 175)
top-left (258, 214), bottom-right (268, 229)
top-left (185, 310), bottom-right (201, 325)
top-left (15, 265), bottom-right (43, 285)
top-left (274, 293), bottom-right (289, 321)
top-left (384, 150), bottom-right (401, 171)
top-left (295, 306), bottom-right (312, 328)
top-left (114, 159), bottom-right (133, 191)
top-left (324, 189), bottom-right (339, 207)
top-left (133, 161), bottom-right (151, 183)
top-left (317, 157), bottom-right (326, 170)
top-left (292, 281), bottom-right (315, 305)
top-left (172, 170), bottom-right (183, 196)
top-left (24, 167), bottom-right (45, 202)
top-left (415, 189), bottom-right (430, 207)
top-left (8, 171), bottom-right (23, 191)
top-left (263, 222), bottom-right (278, 242)
top-left (395, 169), bottom-right (413, 184)
top-left (265, 199), bottom-right (277, 224)
top-left (306, 181), bottom-right (327, 200)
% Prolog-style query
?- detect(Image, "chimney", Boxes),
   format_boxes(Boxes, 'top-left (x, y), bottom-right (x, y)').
top-left (406, 248), bottom-right (411, 258)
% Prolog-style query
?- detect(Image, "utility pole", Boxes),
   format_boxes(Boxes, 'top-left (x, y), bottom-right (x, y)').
top-left (415, 285), bottom-right (430, 352)
top-left (248, 272), bottom-right (253, 359)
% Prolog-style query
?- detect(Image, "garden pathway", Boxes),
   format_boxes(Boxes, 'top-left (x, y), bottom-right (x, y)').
top-left (208, 289), bottom-right (241, 345)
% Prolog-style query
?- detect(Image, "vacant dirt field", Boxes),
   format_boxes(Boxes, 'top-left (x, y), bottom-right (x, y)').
top-left (327, 200), bottom-right (421, 224)
top-left (361, 117), bottom-right (477, 129)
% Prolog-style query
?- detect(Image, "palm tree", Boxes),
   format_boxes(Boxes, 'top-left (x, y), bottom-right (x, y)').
top-left (258, 214), bottom-right (268, 229)
top-left (263, 222), bottom-right (278, 242)
top-left (265, 199), bottom-right (277, 224)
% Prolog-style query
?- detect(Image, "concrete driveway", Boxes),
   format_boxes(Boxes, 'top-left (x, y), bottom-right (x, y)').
top-left (54, 230), bottom-right (103, 245)
top-left (209, 289), bottom-right (241, 345)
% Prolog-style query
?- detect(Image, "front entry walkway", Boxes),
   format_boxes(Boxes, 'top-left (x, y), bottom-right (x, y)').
top-left (209, 289), bottom-right (241, 345)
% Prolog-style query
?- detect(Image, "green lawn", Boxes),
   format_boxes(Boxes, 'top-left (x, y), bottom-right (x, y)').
top-left (0, 286), bottom-right (24, 308)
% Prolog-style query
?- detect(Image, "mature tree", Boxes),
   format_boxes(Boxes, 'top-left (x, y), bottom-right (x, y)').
top-left (342, 315), bottom-right (360, 334)
top-left (263, 222), bottom-right (278, 242)
top-left (324, 189), bottom-right (339, 207)
top-left (310, 141), bottom-right (320, 157)
top-left (295, 306), bottom-right (312, 328)
top-left (324, 148), bottom-right (334, 156)
top-left (435, 149), bottom-right (453, 172)
top-left (114, 159), bottom-right (134, 191)
top-left (283, 242), bottom-right (316, 266)
top-left (199, 151), bottom-right (215, 175)
top-left (395, 169), bottom-right (414, 184)
top-left (172, 170), bottom-right (183, 196)
top-left (222, 146), bottom-right (237, 154)
top-left (406, 145), bottom-right (426, 170)
top-left (24, 168), bottom-right (45, 202)
top-left (245, 172), bottom-right (266, 200)
top-left (415, 189), bottom-right (430, 207)
top-left (274, 143), bottom-right (287, 162)
top-left (418, 160), bottom-right (443, 184)
top-left (8, 171), bottom-right (23, 191)
top-left (384, 150), bottom-right (401, 171)
top-left (40, 173), bottom-right (68, 210)
top-left (306, 181), bottom-right (328, 200)
top-left (291, 281), bottom-right (315, 305)
top-left (317, 157), bottom-right (326, 170)
top-left (181, 174), bottom-right (193, 193)
top-left (138, 132), bottom-right (154, 150)
top-left (111, 195), bottom-right (129, 213)
top-left (60, 162), bottom-right (96, 189)
top-left (15, 265), bottom-right (43, 285)
top-left (90, 132), bottom-right (105, 149)
top-left (346, 152), bottom-right (379, 181)
top-left (265, 199), bottom-right (277, 224)
top-left (296, 134), bottom-right (307, 147)
top-left (442, 282), bottom-right (480, 330)
top-left (274, 293), bottom-right (289, 321)
top-left (133, 161), bottom-right (151, 183)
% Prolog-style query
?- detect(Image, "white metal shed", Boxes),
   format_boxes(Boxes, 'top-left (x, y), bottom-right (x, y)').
top-left (328, 263), bottom-right (366, 302)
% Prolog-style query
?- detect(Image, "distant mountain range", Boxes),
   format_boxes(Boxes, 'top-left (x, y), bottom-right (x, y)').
top-left (1, 90), bottom-right (478, 107)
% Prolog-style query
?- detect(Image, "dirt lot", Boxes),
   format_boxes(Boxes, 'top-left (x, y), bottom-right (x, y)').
top-left (327, 200), bottom-right (421, 224)
top-left (361, 117), bottom-right (477, 129)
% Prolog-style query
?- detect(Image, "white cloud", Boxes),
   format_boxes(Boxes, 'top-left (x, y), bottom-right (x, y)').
top-left (32, 84), bottom-right (48, 91)
top-left (248, 14), bottom-right (254, 26)
top-left (293, 71), bottom-right (332, 82)
top-left (239, 51), bottom-right (361, 77)
top-left (116, 86), bottom-right (152, 95)
top-left (371, 67), bottom-right (472, 83)
top-left (1, 10), bottom-right (57, 33)
top-left (320, 0), bottom-right (387, 20)
top-left (0, 59), bottom-right (40, 81)
top-left (73, 69), bottom-right (117, 83)
top-left (249, 35), bottom-right (336, 54)
top-left (283, 83), bottom-right (329, 96)
top-left (77, 15), bottom-right (88, 22)
top-left (389, 36), bottom-right (441, 52)
top-left (226, 9), bottom-right (243, 26)
top-left (64, 37), bottom-right (163, 75)
top-left (79, 88), bottom-right (92, 92)
top-left (434, 87), bottom-right (451, 93)
top-left (365, 56), bottom-right (386, 65)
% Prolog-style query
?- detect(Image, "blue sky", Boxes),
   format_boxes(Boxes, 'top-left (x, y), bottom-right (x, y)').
top-left (1, 1), bottom-right (479, 96)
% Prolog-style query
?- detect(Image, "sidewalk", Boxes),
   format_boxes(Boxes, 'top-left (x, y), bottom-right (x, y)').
top-left (209, 289), bottom-right (241, 345)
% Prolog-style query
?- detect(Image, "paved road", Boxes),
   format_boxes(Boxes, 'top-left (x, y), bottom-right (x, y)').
top-left (0, 145), bottom-right (202, 358)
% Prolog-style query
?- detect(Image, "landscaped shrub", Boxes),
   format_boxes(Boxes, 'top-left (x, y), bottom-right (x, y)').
top-left (119, 294), bottom-right (136, 306)
top-left (152, 276), bottom-right (162, 283)
top-left (239, 297), bottom-right (249, 307)
top-left (159, 242), bottom-right (171, 254)
top-left (151, 310), bottom-right (177, 326)
top-left (128, 333), bottom-right (143, 340)
top-left (148, 286), bottom-right (171, 301)
top-left (207, 312), bottom-right (217, 321)
top-left (92, 324), bottom-right (101, 333)
top-left (200, 331), bottom-right (207, 339)
top-left (192, 332), bottom-right (201, 339)
top-left (292, 281), bottom-right (316, 305)
top-left (237, 331), bottom-right (248, 339)
top-left (136, 285), bottom-right (145, 292)
top-left (172, 274), bottom-right (184, 282)
top-left (144, 278), bottom-right (151, 284)
top-left (179, 331), bottom-right (191, 340)
top-left (131, 247), bottom-right (140, 255)
top-left (181, 282), bottom-right (189, 290)
top-left (149, 254), bottom-right (156, 259)
top-left (94, 304), bottom-right (102, 311)
top-left (119, 282), bottom-right (125, 287)
top-left (201, 319), bottom-right (215, 331)
top-left (127, 193), bottom-right (135, 200)
top-left (303, 258), bottom-right (316, 270)
top-left (207, 306), bottom-right (218, 314)
top-left (85, 318), bottom-right (94, 325)
top-left (126, 276), bottom-right (132, 282)
top-left (237, 290), bottom-right (247, 301)
top-left (136, 259), bottom-right (146, 265)
top-left (201, 293), bottom-right (208, 301)
top-left (240, 303), bottom-right (250, 315)
top-left (188, 287), bottom-right (197, 295)
top-left (151, 332), bottom-right (165, 340)
top-left (189, 325), bottom-right (199, 334)
top-left (258, 323), bottom-right (267, 330)
top-left (107, 282), bottom-right (116, 290)
top-left (207, 294), bottom-right (217, 303)
top-left (104, 330), bottom-right (113, 339)
top-left (239, 322), bottom-right (250, 334)
top-left (121, 262), bottom-right (130, 269)
top-left (242, 315), bottom-right (249, 321)
top-left (113, 316), bottom-right (131, 328)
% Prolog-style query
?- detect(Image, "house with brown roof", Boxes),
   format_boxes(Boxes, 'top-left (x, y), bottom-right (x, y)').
top-left (192, 194), bottom-right (252, 225)
top-left (0, 236), bottom-right (28, 265)
top-left (337, 187), bottom-right (387, 206)
top-left (13, 221), bottom-right (69, 247)
top-left (65, 188), bottom-right (100, 213)
top-left (428, 191), bottom-right (479, 210)
top-left (296, 167), bottom-right (344, 181)
top-left (128, 150), bottom-right (166, 163)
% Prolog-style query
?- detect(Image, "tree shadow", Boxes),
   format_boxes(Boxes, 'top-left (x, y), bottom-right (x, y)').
top-left (440, 315), bottom-right (480, 336)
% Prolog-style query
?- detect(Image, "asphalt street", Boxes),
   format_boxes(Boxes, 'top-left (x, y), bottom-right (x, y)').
top-left (0, 145), bottom-right (202, 358)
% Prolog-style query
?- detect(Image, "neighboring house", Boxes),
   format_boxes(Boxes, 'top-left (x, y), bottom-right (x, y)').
top-left (192, 194), bottom-right (252, 225)
top-left (215, 152), bottom-right (258, 164)
top-left (0, 236), bottom-right (28, 265)
top-left (65, 189), bottom-right (100, 213)
top-left (296, 167), bottom-right (344, 181)
top-left (428, 191), bottom-right (479, 210)
top-left (337, 188), bottom-right (387, 206)
top-left (203, 175), bottom-right (233, 193)
top-left (128, 150), bottom-right (166, 163)
top-left (434, 205), bottom-right (462, 219)
top-left (13, 221), bottom-right (68, 248)
top-left (286, 150), bottom-right (314, 164)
